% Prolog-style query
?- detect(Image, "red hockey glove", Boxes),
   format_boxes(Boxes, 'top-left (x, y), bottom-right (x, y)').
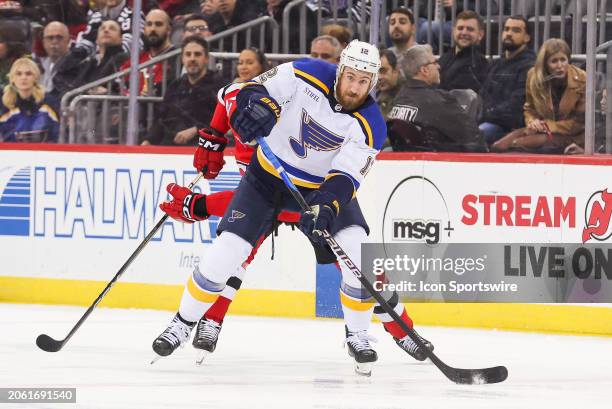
top-left (159, 183), bottom-right (208, 223)
top-left (193, 128), bottom-right (228, 179)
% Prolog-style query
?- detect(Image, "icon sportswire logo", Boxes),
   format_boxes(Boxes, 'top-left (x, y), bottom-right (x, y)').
top-left (0, 167), bottom-right (31, 236)
top-left (0, 167), bottom-right (240, 241)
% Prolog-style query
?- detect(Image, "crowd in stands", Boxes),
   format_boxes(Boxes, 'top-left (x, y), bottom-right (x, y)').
top-left (0, 0), bottom-right (601, 154)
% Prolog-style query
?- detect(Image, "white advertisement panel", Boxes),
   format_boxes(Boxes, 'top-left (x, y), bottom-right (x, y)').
top-left (364, 158), bottom-right (612, 245)
top-left (2, 147), bottom-right (612, 303)
top-left (0, 149), bottom-right (315, 292)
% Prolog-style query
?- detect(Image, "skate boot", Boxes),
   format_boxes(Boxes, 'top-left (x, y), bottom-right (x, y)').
top-left (394, 330), bottom-right (434, 361)
top-left (151, 313), bottom-right (195, 363)
top-left (193, 317), bottom-right (222, 365)
top-left (344, 326), bottom-right (378, 376)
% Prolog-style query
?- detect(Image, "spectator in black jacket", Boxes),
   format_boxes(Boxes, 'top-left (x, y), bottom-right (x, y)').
top-left (207, 0), bottom-right (265, 35)
top-left (141, 36), bottom-right (223, 145)
top-left (415, 0), bottom-right (499, 53)
top-left (53, 19), bottom-right (128, 97)
top-left (439, 10), bottom-right (488, 93)
top-left (479, 15), bottom-right (536, 144)
top-left (387, 44), bottom-right (486, 152)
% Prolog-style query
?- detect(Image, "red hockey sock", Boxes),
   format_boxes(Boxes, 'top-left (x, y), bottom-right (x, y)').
top-left (206, 190), bottom-right (235, 217)
top-left (382, 307), bottom-right (414, 339)
top-left (205, 296), bottom-right (232, 323)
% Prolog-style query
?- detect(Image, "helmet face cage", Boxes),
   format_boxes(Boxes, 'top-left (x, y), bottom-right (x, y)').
top-left (334, 40), bottom-right (381, 99)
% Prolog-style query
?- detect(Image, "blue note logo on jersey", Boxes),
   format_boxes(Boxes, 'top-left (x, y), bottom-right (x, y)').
top-left (289, 109), bottom-right (344, 158)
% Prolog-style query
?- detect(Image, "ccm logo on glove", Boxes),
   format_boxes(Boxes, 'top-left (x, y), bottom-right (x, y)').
top-left (193, 129), bottom-right (228, 179)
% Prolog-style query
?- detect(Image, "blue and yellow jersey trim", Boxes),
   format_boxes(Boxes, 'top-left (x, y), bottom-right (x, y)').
top-left (40, 104), bottom-right (59, 122)
top-left (256, 147), bottom-right (324, 189)
top-left (292, 59), bottom-right (336, 96)
top-left (0, 108), bottom-right (20, 122)
top-left (352, 98), bottom-right (386, 150)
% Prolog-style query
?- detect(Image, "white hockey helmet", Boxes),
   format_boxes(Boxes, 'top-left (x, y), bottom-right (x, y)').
top-left (335, 40), bottom-right (381, 96)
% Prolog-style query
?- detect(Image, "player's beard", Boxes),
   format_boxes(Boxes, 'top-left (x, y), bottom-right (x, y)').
top-left (337, 89), bottom-right (367, 111)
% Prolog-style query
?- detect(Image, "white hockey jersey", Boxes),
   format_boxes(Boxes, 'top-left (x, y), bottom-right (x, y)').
top-left (247, 58), bottom-right (386, 192)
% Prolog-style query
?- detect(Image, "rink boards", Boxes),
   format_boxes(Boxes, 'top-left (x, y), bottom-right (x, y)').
top-left (1, 144), bottom-right (612, 336)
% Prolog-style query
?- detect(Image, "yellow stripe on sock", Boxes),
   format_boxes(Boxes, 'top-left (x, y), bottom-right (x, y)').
top-left (187, 276), bottom-right (219, 303)
top-left (340, 291), bottom-right (374, 311)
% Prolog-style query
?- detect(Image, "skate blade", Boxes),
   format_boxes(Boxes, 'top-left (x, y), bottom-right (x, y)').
top-left (150, 355), bottom-right (163, 365)
top-left (354, 362), bottom-right (373, 377)
top-left (195, 350), bottom-right (210, 366)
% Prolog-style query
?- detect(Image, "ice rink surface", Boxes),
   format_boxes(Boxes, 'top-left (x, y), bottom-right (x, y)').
top-left (1, 303), bottom-right (611, 409)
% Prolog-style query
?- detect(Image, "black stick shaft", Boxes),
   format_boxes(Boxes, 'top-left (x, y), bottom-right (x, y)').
top-left (38, 173), bottom-right (203, 350)
top-left (256, 137), bottom-right (507, 384)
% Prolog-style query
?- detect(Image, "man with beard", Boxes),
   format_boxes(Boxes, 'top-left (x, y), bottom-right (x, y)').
top-left (151, 40), bottom-right (433, 376)
top-left (141, 36), bottom-right (222, 145)
top-left (387, 7), bottom-right (416, 67)
top-left (479, 15), bottom-right (535, 145)
top-left (438, 10), bottom-right (488, 93)
top-left (120, 8), bottom-right (177, 96)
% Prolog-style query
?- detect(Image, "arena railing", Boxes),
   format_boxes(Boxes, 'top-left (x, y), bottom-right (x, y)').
top-left (59, 16), bottom-right (281, 143)
top-left (59, 51), bottom-right (306, 144)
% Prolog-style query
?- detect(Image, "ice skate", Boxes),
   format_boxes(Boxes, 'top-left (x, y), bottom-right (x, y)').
top-left (193, 317), bottom-right (222, 366)
top-left (151, 313), bottom-right (195, 363)
top-left (394, 330), bottom-right (434, 362)
top-left (344, 326), bottom-right (378, 376)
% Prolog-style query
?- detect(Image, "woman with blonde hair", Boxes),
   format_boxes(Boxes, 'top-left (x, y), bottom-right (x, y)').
top-left (491, 38), bottom-right (586, 154)
top-left (0, 57), bottom-right (59, 142)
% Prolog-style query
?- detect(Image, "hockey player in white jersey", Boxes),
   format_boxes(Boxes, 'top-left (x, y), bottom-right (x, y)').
top-left (153, 40), bottom-right (432, 375)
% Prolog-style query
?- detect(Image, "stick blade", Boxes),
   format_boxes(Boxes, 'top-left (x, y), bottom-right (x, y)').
top-left (36, 334), bottom-right (64, 352)
top-left (447, 365), bottom-right (508, 385)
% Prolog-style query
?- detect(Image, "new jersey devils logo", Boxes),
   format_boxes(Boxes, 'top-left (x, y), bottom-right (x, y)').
top-left (582, 189), bottom-right (612, 242)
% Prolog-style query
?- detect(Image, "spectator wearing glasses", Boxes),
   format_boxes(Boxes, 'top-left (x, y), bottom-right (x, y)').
top-left (35, 21), bottom-right (71, 98)
top-left (0, 57), bottom-right (59, 143)
top-left (387, 44), bottom-right (485, 152)
top-left (310, 35), bottom-right (341, 64)
top-left (182, 14), bottom-right (212, 40)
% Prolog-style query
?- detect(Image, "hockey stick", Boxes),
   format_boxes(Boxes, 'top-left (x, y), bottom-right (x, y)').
top-left (36, 173), bottom-right (205, 353)
top-left (256, 137), bottom-right (508, 385)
